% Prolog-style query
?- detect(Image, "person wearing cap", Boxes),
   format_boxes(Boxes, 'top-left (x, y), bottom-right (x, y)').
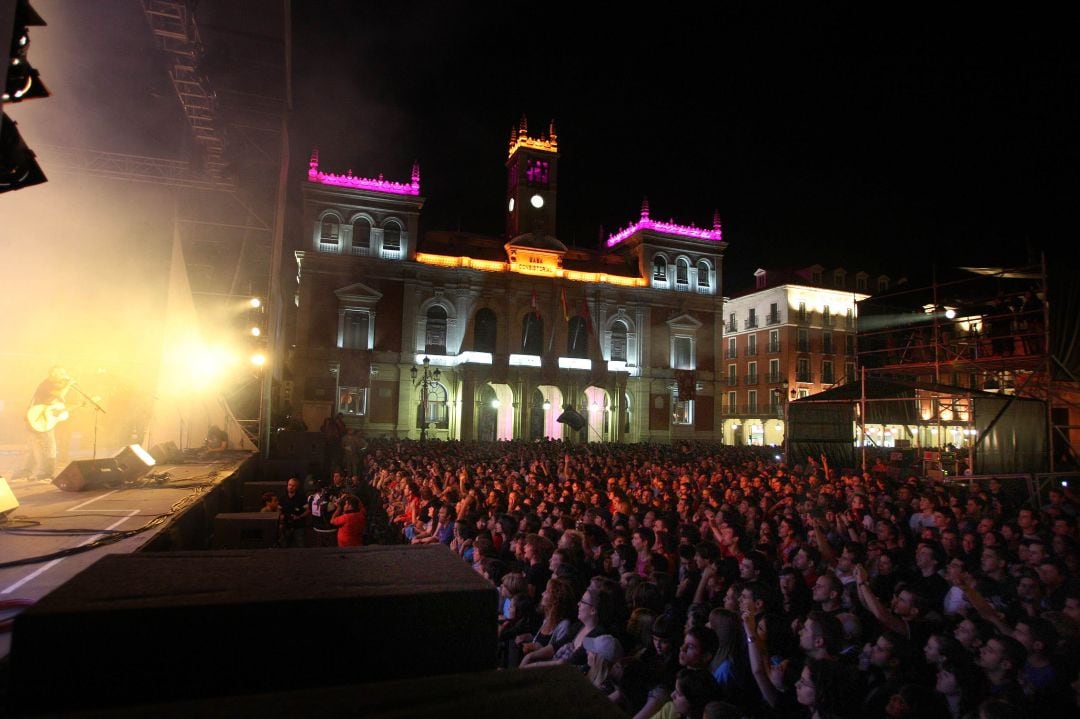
top-left (585, 633), bottom-right (623, 694)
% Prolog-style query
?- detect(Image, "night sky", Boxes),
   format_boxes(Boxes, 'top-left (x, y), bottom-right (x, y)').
top-left (290, 2), bottom-right (1078, 291)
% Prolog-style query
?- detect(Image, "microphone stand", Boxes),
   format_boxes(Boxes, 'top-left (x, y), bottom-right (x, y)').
top-left (69, 383), bottom-right (107, 459)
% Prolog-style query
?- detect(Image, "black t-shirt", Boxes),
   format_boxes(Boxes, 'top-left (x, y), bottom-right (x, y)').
top-left (279, 491), bottom-right (307, 529)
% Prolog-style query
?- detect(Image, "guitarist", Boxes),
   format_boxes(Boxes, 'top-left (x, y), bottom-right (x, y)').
top-left (17, 366), bottom-right (74, 481)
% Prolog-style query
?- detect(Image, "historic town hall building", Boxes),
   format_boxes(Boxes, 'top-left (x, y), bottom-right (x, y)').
top-left (290, 118), bottom-right (731, 442)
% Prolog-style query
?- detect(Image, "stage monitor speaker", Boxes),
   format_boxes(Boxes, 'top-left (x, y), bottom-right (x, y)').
top-left (53, 459), bottom-right (125, 492)
top-left (150, 441), bottom-right (184, 464)
top-left (556, 408), bottom-right (586, 431)
top-left (114, 444), bottom-right (156, 481)
top-left (0, 478), bottom-right (19, 520)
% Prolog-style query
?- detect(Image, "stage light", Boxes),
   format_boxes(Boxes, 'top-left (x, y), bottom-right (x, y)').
top-left (945, 308), bottom-right (956, 319)
top-left (249, 297), bottom-right (261, 309)
top-left (250, 326), bottom-right (261, 337)
top-left (1, 1), bottom-right (49, 195)
top-left (251, 351), bottom-right (267, 367)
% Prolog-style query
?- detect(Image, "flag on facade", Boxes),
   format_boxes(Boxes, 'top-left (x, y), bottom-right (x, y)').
top-left (675, 369), bottom-right (697, 401)
top-left (561, 286), bottom-right (570, 321)
top-left (531, 290), bottom-right (541, 319)
top-left (579, 292), bottom-right (593, 334)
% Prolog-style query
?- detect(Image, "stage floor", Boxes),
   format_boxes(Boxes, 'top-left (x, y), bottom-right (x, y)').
top-left (0, 450), bottom-right (255, 663)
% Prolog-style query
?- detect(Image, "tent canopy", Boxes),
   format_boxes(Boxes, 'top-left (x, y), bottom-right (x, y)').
top-left (788, 376), bottom-right (1048, 475)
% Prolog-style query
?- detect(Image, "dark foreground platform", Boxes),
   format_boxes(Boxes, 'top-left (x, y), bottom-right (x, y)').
top-left (9, 545), bottom-right (497, 715)
top-left (62, 665), bottom-right (627, 719)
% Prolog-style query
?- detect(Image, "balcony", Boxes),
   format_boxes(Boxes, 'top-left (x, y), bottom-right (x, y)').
top-left (767, 372), bottom-right (781, 383)
top-left (744, 318), bottom-right (758, 330)
top-left (768, 341), bottom-right (780, 353)
top-left (766, 312), bottom-right (780, 326)
top-left (745, 375), bottom-right (759, 386)
top-left (796, 372), bottom-right (812, 382)
top-left (745, 345), bottom-right (758, 357)
top-left (725, 321), bottom-right (737, 333)
top-left (726, 377), bottom-right (738, 387)
top-left (726, 349), bottom-right (738, 359)
top-left (822, 316), bottom-right (834, 328)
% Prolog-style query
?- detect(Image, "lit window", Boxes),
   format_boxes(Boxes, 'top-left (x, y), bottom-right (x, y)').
top-left (352, 219), bottom-right (371, 251)
top-left (697, 260), bottom-right (711, 288)
top-left (676, 258), bottom-right (689, 285)
top-left (343, 310), bottom-right (371, 350)
top-left (426, 306), bottom-right (447, 355)
top-left (320, 217), bottom-right (339, 244)
top-left (417, 382), bottom-right (449, 429)
top-left (610, 321), bottom-right (628, 362)
top-left (338, 386), bottom-right (368, 416)
top-left (653, 256), bottom-right (667, 281)
top-left (673, 336), bottom-right (694, 370)
top-left (383, 224), bottom-right (402, 252)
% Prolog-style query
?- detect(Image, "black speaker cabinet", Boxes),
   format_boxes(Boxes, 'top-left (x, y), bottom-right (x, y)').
top-left (53, 458), bottom-right (125, 492)
top-left (9, 545), bottom-right (497, 714)
top-left (150, 441), bottom-right (184, 464)
top-left (271, 431), bottom-right (324, 461)
top-left (213, 512), bottom-right (280, 549)
top-left (241, 480), bottom-right (287, 511)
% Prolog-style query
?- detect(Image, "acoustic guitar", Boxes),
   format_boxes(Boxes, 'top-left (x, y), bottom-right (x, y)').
top-left (26, 402), bottom-right (70, 433)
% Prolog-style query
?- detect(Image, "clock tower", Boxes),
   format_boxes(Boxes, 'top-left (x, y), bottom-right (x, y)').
top-left (505, 116), bottom-right (558, 239)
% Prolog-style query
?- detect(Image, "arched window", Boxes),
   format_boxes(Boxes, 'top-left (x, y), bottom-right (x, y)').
top-left (697, 260), bottom-right (711, 288)
top-left (425, 305), bottom-right (447, 355)
top-left (383, 223), bottom-right (401, 252)
top-left (417, 382), bottom-right (449, 430)
top-left (352, 219), bottom-right (371, 251)
top-left (522, 313), bottom-right (543, 355)
top-left (676, 257), bottom-right (690, 285)
top-left (610, 320), bottom-right (628, 362)
top-left (474, 308), bottom-right (496, 353)
top-left (567, 317), bottom-right (589, 358)
top-left (320, 216), bottom-right (340, 245)
top-left (653, 256), bottom-right (667, 281)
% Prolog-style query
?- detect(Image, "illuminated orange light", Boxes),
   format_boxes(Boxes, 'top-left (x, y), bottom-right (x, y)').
top-left (507, 136), bottom-right (558, 157)
top-left (416, 253), bottom-right (646, 287)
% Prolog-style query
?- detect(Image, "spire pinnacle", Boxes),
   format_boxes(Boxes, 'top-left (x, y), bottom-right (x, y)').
top-left (712, 210), bottom-right (722, 232)
top-left (641, 197), bottom-right (650, 220)
top-left (309, 147), bottom-right (319, 173)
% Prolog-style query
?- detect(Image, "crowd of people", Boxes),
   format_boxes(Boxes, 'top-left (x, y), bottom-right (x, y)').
top-left (284, 436), bottom-right (1080, 718)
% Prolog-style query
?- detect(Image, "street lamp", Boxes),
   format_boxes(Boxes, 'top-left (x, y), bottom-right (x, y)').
top-left (410, 356), bottom-right (441, 441)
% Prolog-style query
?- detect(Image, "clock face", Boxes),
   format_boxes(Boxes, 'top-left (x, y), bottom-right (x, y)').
top-left (508, 197), bottom-right (515, 212)
top-left (530, 193), bottom-right (544, 209)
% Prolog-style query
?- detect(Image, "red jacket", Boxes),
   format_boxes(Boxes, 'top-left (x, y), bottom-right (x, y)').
top-left (331, 508), bottom-right (367, 546)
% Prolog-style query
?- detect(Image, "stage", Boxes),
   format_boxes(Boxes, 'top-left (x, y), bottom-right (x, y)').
top-left (0, 449), bottom-right (258, 664)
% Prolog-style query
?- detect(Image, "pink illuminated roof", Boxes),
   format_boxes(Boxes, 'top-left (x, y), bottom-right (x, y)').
top-left (605, 200), bottom-right (723, 247)
top-left (307, 148), bottom-right (420, 196)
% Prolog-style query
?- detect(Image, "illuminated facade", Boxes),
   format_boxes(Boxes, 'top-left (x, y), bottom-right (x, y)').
top-left (720, 266), bottom-right (874, 447)
top-left (290, 118), bottom-right (729, 442)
